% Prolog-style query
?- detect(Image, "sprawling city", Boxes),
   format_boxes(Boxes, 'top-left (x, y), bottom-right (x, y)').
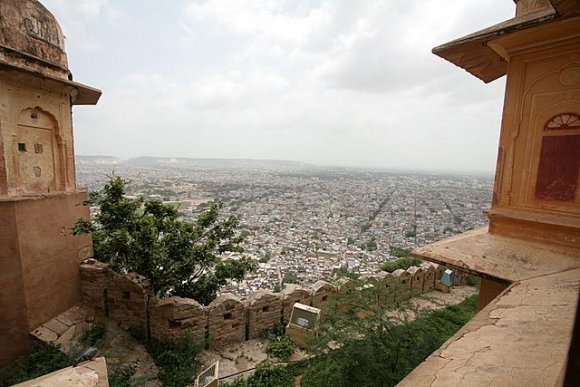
top-left (77, 155), bottom-right (492, 296)
top-left (3, 1), bottom-right (577, 386)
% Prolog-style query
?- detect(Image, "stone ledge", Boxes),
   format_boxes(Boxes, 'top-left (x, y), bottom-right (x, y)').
top-left (398, 268), bottom-right (580, 387)
top-left (12, 357), bottom-right (109, 387)
top-left (412, 226), bottom-right (580, 283)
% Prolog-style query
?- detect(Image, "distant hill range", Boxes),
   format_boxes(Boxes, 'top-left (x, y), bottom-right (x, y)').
top-left (76, 155), bottom-right (313, 170)
top-left (75, 155), bottom-right (124, 165)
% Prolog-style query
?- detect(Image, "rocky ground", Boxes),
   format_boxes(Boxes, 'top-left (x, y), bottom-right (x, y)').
top-left (99, 320), bottom-right (159, 386)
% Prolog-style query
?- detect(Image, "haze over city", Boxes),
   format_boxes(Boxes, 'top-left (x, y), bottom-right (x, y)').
top-left (44, 0), bottom-right (514, 173)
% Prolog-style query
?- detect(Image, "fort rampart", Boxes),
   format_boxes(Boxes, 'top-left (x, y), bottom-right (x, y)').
top-left (79, 259), bottom-right (469, 348)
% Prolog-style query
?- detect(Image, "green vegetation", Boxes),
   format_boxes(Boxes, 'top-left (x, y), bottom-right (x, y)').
top-left (360, 237), bottom-right (377, 251)
top-left (404, 230), bottom-right (416, 238)
top-left (224, 293), bottom-right (478, 387)
top-left (259, 252), bottom-right (272, 263)
top-left (366, 238), bottom-right (377, 251)
top-left (81, 321), bottom-right (106, 346)
top-left (381, 256), bottom-right (423, 273)
top-left (0, 324), bottom-right (145, 387)
top-left (0, 343), bottom-right (73, 386)
top-left (334, 266), bottom-right (360, 280)
top-left (300, 293), bottom-right (479, 387)
top-left (266, 336), bottom-right (294, 361)
top-left (390, 246), bottom-right (411, 258)
top-left (1, 324), bottom-right (105, 386)
top-left (282, 271), bottom-right (299, 285)
top-left (225, 363), bottom-right (295, 387)
top-left (453, 215), bottom-right (464, 224)
top-left (107, 364), bottom-right (137, 387)
top-left (74, 176), bottom-right (257, 306)
top-left (146, 335), bottom-right (204, 387)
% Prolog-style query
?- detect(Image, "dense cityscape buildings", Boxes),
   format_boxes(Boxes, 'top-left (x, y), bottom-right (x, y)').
top-left (77, 156), bottom-right (492, 297)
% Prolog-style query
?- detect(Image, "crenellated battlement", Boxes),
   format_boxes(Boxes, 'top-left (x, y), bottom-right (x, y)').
top-left (79, 259), bottom-right (470, 348)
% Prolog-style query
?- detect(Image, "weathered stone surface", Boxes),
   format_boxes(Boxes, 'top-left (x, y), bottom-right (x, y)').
top-left (104, 271), bottom-right (149, 332)
top-left (412, 227), bottom-right (580, 283)
top-left (400, 269), bottom-right (580, 387)
top-left (13, 357), bottom-right (109, 387)
top-left (149, 297), bottom-right (207, 343)
top-left (421, 263), bottom-right (436, 292)
top-left (281, 285), bottom-right (311, 324)
top-left (246, 290), bottom-right (282, 339)
top-left (31, 304), bottom-right (95, 354)
top-left (393, 269), bottom-right (412, 301)
top-left (79, 255), bottom-right (464, 350)
top-left (368, 272), bottom-right (396, 305)
top-left (43, 318), bottom-right (69, 336)
top-left (0, 0), bottom-right (70, 80)
top-left (336, 278), bottom-right (357, 295)
top-left (311, 280), bottom-right (337, 309)
top-left (31, 326), bottom-right (58, 342)
top-left (208, 294), bottom-right (245, 348)
top-left (55, 326), bottom-right (76, 353)
top-left (408, 266), bottom-right (425, 292)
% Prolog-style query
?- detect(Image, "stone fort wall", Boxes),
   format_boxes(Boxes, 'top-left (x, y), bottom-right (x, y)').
top-left (79, 259), bottom-right (469, 348)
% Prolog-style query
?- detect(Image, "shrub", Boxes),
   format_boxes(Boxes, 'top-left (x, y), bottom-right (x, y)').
top-left (108, 364), bottom-right (136, 387)
top-left (381, 256), bottom-right (423, 273)
top-left (146, 335), bottom-right (204, 387)
top-left (300, 294), bottom-right (479, 387)
top-left (225, 363), bottom-right (294, 387)
top-left (0, 343), bottom-right (72, 386)
top-left (81, 321), bottom-right (106, 346)
top-left (266, 336), bottom-right (294, 361)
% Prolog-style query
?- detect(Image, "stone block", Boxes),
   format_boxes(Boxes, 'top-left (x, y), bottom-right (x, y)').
top-left (43, 318), bottom-right (69, 336)
top-left (281, 285), bottom-right (312, 324)
top-left (246, 290), bottom-right (282, 339)
top-left (310, 280), bottom-right (337, 309)
top-left (408, 266), bottom-right (425, 293)
top-left (393, 269), bottom-right (412, 301)
top-left (208, 294), bottom-right (245, 348)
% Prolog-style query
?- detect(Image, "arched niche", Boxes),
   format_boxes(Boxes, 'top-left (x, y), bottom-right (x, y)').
top-left (506, 59), bottom-right (580, 214)
top-left (534, 113), bottom-right (580, 203)
top-left (14, 107), bottom-right (64, 194)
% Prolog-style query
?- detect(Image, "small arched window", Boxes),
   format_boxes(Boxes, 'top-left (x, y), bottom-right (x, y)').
top-left (535, 113), bottom-right (580, 202)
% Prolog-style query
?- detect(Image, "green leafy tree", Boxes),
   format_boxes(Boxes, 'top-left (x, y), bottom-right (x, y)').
top-left (381, 257), bottom-right (423, 273)
top-left (282, 271), bottom-right (299, 285)
top-left (74, 176), bottom-right (257, 305)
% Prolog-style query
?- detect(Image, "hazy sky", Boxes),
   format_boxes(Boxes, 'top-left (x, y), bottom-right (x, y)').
top-left (43, 0), bottom-right (515, 173)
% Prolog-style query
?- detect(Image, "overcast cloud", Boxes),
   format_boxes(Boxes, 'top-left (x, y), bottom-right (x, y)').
top-left (43, 0), bottom-right (515, 173)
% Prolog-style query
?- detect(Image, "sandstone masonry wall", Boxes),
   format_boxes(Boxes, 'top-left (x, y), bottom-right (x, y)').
top-left (246, 291), bottom-right (282, 340)
top-left (79, 260), bottom-right (472, 347)
top-left (208, 294), bottom-right (245, 348)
